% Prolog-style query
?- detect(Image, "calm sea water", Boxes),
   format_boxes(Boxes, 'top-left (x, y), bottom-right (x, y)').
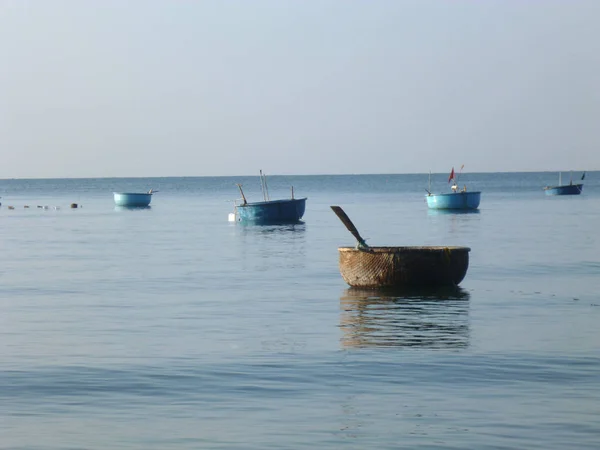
top-left (1, 172), bottom-right (599, 449)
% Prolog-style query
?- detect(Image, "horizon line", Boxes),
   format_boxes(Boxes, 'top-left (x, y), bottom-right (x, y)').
top-left (0, 169), bottom-right (592, 182)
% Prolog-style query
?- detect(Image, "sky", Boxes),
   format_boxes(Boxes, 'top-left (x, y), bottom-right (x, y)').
top-left (1, 0), bottom-right (599, 178)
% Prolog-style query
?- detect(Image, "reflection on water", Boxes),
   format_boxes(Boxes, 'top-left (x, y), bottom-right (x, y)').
top-left (340, 286), bottom-right (470, 349)
top-left (427, 208), bottom-right (481, 237)
top-left (427, 208), bottom-right (481, 216)
top-left (114, 205), bottom-right (152, 211)
top-left (235, 222), bottom-right (307, 270)
top-left (237, 221), bottom-right (306, 235)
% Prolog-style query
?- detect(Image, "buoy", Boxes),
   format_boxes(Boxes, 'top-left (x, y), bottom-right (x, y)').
top-left (228, 213), bottom-right (236, 222)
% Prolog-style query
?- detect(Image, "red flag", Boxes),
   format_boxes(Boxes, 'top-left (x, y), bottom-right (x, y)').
top-left (448, 167), bottom-right (455, 183)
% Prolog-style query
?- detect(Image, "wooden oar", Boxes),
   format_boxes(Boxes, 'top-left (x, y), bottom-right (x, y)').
top-left (330, 206), bottom-right (370, 250)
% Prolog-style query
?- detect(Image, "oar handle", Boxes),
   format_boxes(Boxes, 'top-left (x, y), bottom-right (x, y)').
top-left (330, 206), bottom-right (369, 249)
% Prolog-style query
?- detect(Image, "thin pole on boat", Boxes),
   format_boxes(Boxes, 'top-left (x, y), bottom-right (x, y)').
top-left (428, 170), bottom-right (431, 195)
top-left (236, 184), bottom-right (247, 205)
top-left (259, 170), bottom-right (266, 201)
top-left (291, 186), bottom-right (295, 199)
top-left (263, 171), bottom-right (271, 201)
top-left (559, 172), bottom-right (562, 186)
top-left (260, 170), bottom-right (267, 202)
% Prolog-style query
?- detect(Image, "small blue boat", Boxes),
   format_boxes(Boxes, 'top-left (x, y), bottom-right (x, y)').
top-left (425, 167), bottom-right (481, 210)
top-left (230, 172), bottom-right (306, 224)
top-left (113, 190), bottom-right (155, 207)
top-left (544, 172), bottom-right (584, 196)
top-left (426, 191), bottom-right (481, 210)
top-left (235, 197), bottom-right (307, 223)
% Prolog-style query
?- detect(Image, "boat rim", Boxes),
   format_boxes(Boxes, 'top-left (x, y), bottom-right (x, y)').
top-left (425, 191), bottom-right (481, 197)
top-left (237, 197), bottom-right (307, 207)
top-left (543, 184), bottom-right (583, 190)
top-left (338, 246), bottom-right (471, 252)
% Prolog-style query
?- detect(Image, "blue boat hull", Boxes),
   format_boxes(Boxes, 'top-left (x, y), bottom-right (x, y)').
top-left (236, 198), bottom-right (306, 224)
top-left (113, 192), bottom-right (152, 207)
top-left (544, 184), bottom-right (583, 196)
top-left (426, 192), bottom-right (481, 210)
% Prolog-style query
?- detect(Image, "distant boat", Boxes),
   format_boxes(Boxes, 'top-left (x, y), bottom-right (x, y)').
top-left (230, 171), bottom-right (307, 224)
top-left (425, 166), bottom-right (481, 210)
top-left (543, 171), bottom-right (584, 196)
top-left (113, 189), bottom-right (157, 207)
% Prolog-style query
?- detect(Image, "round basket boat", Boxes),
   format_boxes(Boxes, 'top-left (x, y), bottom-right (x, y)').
top-left (113, 192), bottom-right (152, 207)
top-left (338, 246), bottom-right (470, 288)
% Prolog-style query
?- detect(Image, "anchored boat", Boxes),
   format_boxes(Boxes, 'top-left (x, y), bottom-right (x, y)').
top-left (113, 189), bottom-right (157, 207)
top-left (544, 171), bottom-right (584, 196)
top-left (230, 171), bottom-right (306, 224)
top-left (331, 206), bottom-right (471, 287)
top-left (426, 166), bottom-right (481, 210)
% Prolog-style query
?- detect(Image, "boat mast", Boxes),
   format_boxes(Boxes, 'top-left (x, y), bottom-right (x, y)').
top-left (428, 170), bottom-right (431, 195)
top-left (263, 171), bottom-right (271, 201)
top-left (259, 170), bottom-right (267, 201)
top-left (559, 172), bottom-right (562, 186)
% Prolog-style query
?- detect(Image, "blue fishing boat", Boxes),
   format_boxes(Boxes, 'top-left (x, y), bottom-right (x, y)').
top-left (425, 167), bottom-right (481, 210)
top-left (113, 190), bottom-right (156, 207)
top-left (230, 172), bottom-right (307, 224)
top-left (544, 171), bottom-right (584, 196)
top-left (426, 192), bottom-right (481, 210)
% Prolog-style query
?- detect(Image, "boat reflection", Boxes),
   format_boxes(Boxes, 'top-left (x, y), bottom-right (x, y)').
top-left (114, 205), bottom-right (152, 211)
top-left (427, 207), bottom-right (481, 237)
top-left (237, 222), bottom-right (306, 235)
top-left (340, 286), bottom-right (470, 349)
top-left (235, 222), bottom-right (307, 270)
top-left (427, 208), bottom-right (480, 216)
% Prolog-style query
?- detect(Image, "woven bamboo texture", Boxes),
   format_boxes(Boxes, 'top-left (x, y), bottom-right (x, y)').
top-left (338, 246), bottom-right (470, 287)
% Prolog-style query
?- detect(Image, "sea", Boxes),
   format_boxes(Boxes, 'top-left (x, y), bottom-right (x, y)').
top-left (1, 171), bottom-right (599, 449)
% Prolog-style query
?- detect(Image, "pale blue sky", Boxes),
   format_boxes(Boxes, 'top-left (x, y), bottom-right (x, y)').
top-left (1, 1), bottom-right (599, 178)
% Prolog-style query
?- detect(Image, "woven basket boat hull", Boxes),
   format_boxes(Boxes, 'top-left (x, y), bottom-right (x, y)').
top-left (338, 246), bottom-right (470, 288)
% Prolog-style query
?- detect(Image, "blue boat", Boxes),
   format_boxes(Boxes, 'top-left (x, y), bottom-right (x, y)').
top-left (235, 197), bottom-right (307, 223)
top-left (425, 167), bottom-right (481, 210)
top-left (544, 172), bottom-right (584, 196)
top-left (113, 190), bottom-right (155, 207)
top-left (230, 172), bottom-right (307, 224)
top-left (426, 191), bottom-right (481, 210)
